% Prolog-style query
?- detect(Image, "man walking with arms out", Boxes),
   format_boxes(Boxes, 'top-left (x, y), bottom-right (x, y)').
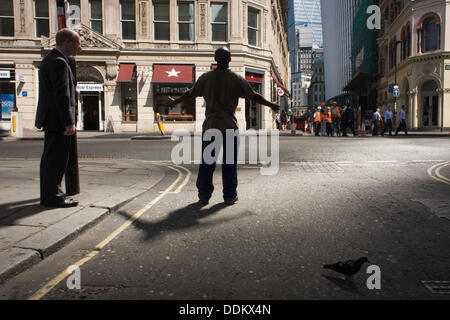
top-left (35, 29), bottom-right (81, 208)
top-left (163, 47), bottom-right (280, 205)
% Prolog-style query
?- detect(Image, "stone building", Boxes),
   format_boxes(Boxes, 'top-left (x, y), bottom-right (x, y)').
top-left (378, 0), bottom-right (450, 131)
top-left (0, 0), bottom-right (289, 133)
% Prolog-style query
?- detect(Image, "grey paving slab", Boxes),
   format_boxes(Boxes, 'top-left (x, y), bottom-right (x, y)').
top-left (15, 207), bottom-right (109, 258)
top-left (92, 188), bottom-right (147, 212)
top-left (0, 225), bottom-right (44, 251)
top-left (80, 166), bottom-right (123, 173)
top-left (0, 248), bottom-right (41, 284)
top-left (0, 205), bottom-right (81, 227)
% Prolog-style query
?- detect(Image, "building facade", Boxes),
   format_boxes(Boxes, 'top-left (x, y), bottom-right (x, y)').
top-left (0, 0), bottom-right (289, 133)
top-left (320, 0), bottom-right (353, 101)
top-left (307, 49), bottom-right (324, 108)
top-left (378, 0), bottom-right (450, 131)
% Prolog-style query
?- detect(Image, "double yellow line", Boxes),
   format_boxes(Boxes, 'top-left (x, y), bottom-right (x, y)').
top-left (28, 162), bottom-right (191, 300)
top-left (427, 161), bottom-right (450, 186)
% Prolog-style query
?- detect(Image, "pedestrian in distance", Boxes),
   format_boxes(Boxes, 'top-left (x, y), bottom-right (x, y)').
top-left (332, 102), bottom-right (342, 136)
top-left (35, 28), bottom-right (81, 208)
top-left (313, 106), bottom-right (322, 136)
top-left (372, 108), bottom-right (382, 136)
top-left (275, 112), bottom-right (281, 130)
top-left (342, 105), bottom-right (358, 137)
top-left (395, 105), bottom-right (409, 136)
top-left (281, 111), bottom-right (288, 131)
top-left (162, 47), bottom-right (280, 206)
top-left (326, 107), bottom-right (333, 136)
top-left (381, 106), bottom-right (393, 136)
top-left (320, 106), bottom-right (327, 136)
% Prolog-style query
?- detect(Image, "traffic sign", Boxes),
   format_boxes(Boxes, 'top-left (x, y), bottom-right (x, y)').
top-left (393, 88), bottom-right (399, 97)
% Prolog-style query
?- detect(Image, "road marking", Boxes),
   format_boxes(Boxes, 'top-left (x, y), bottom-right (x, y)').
top-left (427, 161), bottom-right (450, 186)
top-left (28, 162), bottom-right (191, 300)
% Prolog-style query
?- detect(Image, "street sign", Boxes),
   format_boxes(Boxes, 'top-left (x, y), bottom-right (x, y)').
top-left (393, 88), bottom-right (399, 97)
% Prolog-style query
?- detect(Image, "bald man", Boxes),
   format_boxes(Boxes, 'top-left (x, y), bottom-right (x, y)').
top-left (35, 28), bottom-right (81, 208)
top-left (163, 47), bottom-right (280, 206)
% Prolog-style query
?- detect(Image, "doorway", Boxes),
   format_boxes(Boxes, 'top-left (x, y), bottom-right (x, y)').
top-left (421, 80), bottom-right (439, 128)
top-left (81, 95), bottom-right (99, 130)
top-left (246, 82), bottom-right (262, 130)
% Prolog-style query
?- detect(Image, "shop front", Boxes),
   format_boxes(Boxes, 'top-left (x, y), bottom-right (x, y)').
top-left (76, 84), bottom-right (104, 131)
top-left (245, 71), bottom-right (263, 130)
top-left (0, 68), bottom-right (16, 131)
top-left (152, 64), bottom-right (195, 123)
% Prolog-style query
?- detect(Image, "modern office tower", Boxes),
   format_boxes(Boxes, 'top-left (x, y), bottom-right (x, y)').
top-left (321, 0), bottom-right (353, 101)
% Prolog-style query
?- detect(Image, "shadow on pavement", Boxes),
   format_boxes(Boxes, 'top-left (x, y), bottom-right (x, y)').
top-left (322, 275), bottom-right (365, 297)
top-left (0, 198), bottom-right (51, 224)
top-left (116, 202), bottom-right (250, 242)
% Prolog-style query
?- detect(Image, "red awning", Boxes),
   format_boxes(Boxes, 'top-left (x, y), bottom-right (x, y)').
top-left (272, 75), bottom-right (291, 98)
top-left (152, 64), bottom-right (194, 83)
top-left (117, 63), bottom-right (136, 82)
top-left (246, 72), bottom-right (263, 83)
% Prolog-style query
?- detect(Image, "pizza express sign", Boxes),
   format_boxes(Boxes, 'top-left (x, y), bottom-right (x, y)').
top-left (0, 70), bottom-right (11, 79)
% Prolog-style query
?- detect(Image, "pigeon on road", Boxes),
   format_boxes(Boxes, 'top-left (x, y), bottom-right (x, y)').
top-left (323, 257), bottom-right (369, 281)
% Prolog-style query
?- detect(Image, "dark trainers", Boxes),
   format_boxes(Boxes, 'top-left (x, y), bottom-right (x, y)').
top-left (224, 196), bottom-right (238, 206)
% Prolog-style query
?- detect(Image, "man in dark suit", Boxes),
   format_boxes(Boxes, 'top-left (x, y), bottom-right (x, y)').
top-left (35, 28), bottom-right (81, 207)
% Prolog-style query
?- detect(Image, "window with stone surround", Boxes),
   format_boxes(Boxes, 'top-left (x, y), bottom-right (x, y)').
top-left (178, 1), bottom-right (194, 41)
top-left (248, 6), bottom-right (259, 46)
top-left (154, 0), bottom-right (170, 41)
top-left (34, 0), bottom-right (49, 37)
top-left (0, 0), bottom-right (14, 37)
top-left (211, 3), bottom-right (227, 42)
top-left (90, 0), bottom-right (103, 34)
top-left (120, 0), bottom-right (136, 40)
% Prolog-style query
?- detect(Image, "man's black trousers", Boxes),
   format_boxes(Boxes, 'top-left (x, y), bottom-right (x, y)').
top-left (40, 131), bottom-right (72, 204)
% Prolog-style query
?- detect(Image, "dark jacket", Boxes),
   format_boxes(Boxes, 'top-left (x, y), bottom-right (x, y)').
top-left (35, 49), bottom-right (76, 132)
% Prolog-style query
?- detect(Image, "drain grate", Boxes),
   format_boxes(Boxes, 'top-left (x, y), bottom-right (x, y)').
top-left (422, 280), bottom-right (450, 294)
top-left (295, 162), bottom-right (344, 173)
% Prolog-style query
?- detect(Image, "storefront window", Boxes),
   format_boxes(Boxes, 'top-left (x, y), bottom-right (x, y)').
top-left (0, 77), bottom-right (15, 121)
top-left (121, 82), bottom-right (137, 122)
top-left (154, 85), bottom-right (195, 122)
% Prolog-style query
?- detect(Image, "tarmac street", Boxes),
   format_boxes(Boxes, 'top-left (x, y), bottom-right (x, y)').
top-left (0, 133), bottom-right (449, 299)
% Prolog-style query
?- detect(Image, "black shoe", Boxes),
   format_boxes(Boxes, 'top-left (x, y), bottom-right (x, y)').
top-left (224, 197), bottom-right (238, 206)
top-left (42, 198), bottom-right (79, 208)
top-left (198, 199), bottom-right (209, 206)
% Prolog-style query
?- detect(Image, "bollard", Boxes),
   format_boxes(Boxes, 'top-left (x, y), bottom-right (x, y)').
top-left (10, 112), bottom-right (23, 138)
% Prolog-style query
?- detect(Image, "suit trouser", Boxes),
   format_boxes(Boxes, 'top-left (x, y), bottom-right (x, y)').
top-left (196, 132), bottom-right (239, 202)
top-left (372, 120), bottom-right (379, 136)
top-left (381, 119), bottom-right (392, 135)
top-left (40, 131), bottom-right (72, 203)
top-left (395, 120), bottom-right (408, 135)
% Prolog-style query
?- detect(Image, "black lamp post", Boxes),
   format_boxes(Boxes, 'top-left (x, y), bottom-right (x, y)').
top-left (394, 40), bottom-right (402, 125)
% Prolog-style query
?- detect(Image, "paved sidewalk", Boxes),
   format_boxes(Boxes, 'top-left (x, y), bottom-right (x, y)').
top-left (0, 158), bottom-right (166, 283)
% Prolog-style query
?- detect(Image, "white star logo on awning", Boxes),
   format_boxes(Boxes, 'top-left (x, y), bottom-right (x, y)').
top-left (166, 68), bottom-right (181, 78)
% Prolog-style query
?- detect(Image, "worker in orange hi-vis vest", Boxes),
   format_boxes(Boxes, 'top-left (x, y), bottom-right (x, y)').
top-left (326, 107), bottom-right (333, 136)
top-left (313, 106), bottom-right (322, 136)
top-left (332, 101), bottom-right (342, 136)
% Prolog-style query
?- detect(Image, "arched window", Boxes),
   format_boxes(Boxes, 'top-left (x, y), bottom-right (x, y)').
top-left (401, 23), bottom-right (411, 60)
top-left (423, 18), bottom-right (440, 52)
top-left (389, 39), bottom-right (397, 69)
top-left (417, 13), bottom-right (441, 53)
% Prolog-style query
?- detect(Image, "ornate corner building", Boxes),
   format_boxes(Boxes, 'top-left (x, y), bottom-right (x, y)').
top-left (0, 0), bottom-right (290, 133)
top-left (378, 0), bottom-right (450, 131)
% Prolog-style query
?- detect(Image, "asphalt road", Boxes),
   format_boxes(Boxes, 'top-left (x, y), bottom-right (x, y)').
top-left (0, 135), bottom-right (449, 300)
